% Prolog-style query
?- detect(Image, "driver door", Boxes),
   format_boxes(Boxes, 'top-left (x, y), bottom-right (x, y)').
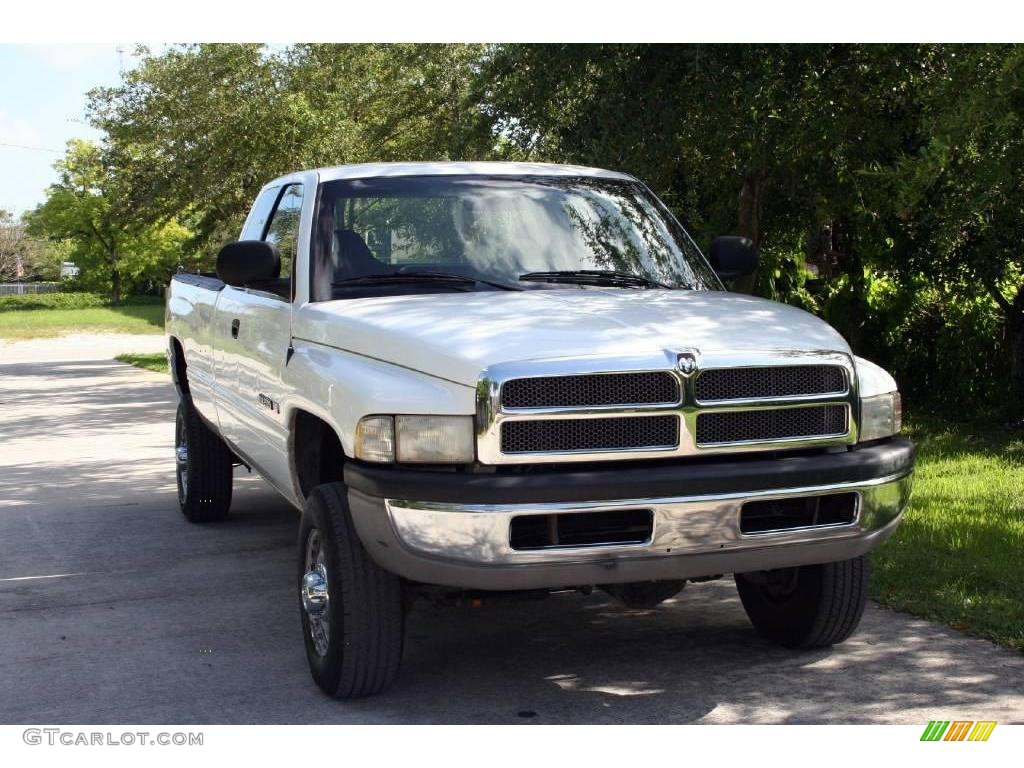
top-left (219, 183), bottom-right (305, 493)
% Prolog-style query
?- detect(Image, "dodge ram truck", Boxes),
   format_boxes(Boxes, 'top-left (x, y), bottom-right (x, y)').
top-left (165, 162), bottom-right (914, 699)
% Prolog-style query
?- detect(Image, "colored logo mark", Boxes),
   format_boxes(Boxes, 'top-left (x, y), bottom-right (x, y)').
top-left (920, 720), bottom-right (996, 742)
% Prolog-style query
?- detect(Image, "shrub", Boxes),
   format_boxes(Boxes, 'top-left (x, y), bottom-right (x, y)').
top-left (0, 293), bottom-right (163, 312)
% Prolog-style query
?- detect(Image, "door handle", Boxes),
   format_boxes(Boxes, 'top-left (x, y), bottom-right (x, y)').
top-left (231, 318), bottom-right (240, 338)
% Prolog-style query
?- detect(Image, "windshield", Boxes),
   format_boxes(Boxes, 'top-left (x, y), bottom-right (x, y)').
top-left (310, 175), bottom-right (721, 301)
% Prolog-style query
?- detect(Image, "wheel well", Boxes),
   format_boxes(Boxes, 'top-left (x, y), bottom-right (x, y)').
top-left (169, 337), bottom-right (190, 397)
top-left (292, 410), bottom-right (346, 499)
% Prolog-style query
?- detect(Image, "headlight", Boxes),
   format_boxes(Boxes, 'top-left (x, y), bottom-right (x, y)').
top-left (354, 415), bottom-right (475, 463)
top-left (859, 392), bottom-right (902, 442)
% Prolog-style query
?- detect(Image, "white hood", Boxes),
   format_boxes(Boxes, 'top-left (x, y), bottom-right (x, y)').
top-left (295, 289), bottom-right (852, 386)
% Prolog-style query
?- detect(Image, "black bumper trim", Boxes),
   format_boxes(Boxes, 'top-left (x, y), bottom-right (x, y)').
top-left (344, 438), bottom-right (914, 505)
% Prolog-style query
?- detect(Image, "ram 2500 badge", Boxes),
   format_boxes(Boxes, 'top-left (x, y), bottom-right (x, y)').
top-left (165, 162), bottom-right (913, 699)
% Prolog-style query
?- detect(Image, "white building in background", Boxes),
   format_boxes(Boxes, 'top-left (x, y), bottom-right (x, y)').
top-left (60, 262), bottom-right (79, 279)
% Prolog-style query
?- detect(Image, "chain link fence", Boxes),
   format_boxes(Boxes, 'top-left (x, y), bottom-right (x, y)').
top-left (0, 283), bottom-right (63, 296)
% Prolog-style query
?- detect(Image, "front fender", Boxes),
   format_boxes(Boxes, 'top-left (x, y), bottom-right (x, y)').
top-left (284, 342), bottom-right (477, 459)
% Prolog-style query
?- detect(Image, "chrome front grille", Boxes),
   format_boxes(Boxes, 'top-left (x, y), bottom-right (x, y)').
top-left (696, 405), bottom-right (848, 445)
top-left (695, 365), bottom-right (846, 402)
top-left (501, 415), bottom-right (679, 454)
top-left (502, 372), bottom-right (679, 409)
top-left (476, 353), bottom-right (858, 464)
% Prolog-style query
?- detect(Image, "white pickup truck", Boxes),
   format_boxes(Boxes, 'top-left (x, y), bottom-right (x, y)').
top-left (166, 162), bottom-right (913, 699)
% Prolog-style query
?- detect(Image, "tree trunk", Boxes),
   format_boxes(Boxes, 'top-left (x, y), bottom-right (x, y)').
top-left (830, 218), bottom-right (868, 355)
top-left (110, 245), bottom-right (121, 304)
top-left (982, 280), bottom-right (1024, 421)
top-left (1009, 284), bottom-right (1024, 420)
top-left (733, 174), bottom-right (762, 294)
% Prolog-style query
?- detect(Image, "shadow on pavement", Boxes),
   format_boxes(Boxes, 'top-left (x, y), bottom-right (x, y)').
top-left (1, 353), bottom-right (1023, 724)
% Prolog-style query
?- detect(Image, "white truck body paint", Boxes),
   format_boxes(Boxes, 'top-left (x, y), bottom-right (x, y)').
top-left (294, 289), bottom-right (853, 388)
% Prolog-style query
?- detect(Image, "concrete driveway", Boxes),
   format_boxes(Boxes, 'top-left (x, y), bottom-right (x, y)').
top-left (1, 335), bottom-right (1022, 724)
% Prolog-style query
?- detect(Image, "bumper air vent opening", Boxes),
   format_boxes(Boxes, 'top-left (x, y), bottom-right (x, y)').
top-left (740, 492), bottom-right (858, 535)
top-left (509, 509), bottom-right (654, 550)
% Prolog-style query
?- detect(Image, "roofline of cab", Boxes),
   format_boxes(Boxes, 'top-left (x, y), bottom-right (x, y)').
top-left (261, 161), bottom-right (637, 190)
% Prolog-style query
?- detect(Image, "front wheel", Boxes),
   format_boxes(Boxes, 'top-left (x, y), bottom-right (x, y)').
top-left (298, 482), bottom-right (405, 699)
top-left (734, 556), bottom-right (869, 649)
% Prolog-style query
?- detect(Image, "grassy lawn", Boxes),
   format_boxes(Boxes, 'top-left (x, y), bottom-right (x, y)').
top-left (0, 303), bottom-right (164, 339)
top-left (871, 419), bottom-right (1024, 651)
top-left (115, 352), bottom-right (169, 374)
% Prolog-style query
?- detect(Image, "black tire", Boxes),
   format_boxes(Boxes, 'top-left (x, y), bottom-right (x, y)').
top-left (175, 399), bottom-right (233, 523)
top-left (298, 482), bottom-right (404, 699)
top-left (734, 556), bottom-right (869, 649)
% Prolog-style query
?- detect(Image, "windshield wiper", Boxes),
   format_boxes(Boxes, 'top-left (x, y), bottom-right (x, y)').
top-left (333, 271), bottom-right (522, 291)
top-left (518, 270), bottom-right (672, 289)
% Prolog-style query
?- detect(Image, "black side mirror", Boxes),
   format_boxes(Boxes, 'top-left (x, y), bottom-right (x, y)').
top-left (216, 241), bottom-right (280, 286)
top-left (709, 236), bottom-right (759, 282)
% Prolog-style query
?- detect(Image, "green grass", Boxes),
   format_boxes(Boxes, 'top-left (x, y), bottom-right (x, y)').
top-left (0, 303), bottom-right (164, 339)
top-left (115, 352), bottom-right (169, 374)
top-left (871, 418), bottom-right (1024, 651)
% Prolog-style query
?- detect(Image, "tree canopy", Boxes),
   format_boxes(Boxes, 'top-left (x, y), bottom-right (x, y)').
top-left (26, 139), bottom-right (191, 301)
top-left (26, 43), bottom-right (1024, 417)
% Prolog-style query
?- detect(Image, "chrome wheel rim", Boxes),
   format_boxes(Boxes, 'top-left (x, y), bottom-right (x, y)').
top-left (175, 410), bottom-right (189, 502)
top-left (302, 529), bottom-right (330, 657)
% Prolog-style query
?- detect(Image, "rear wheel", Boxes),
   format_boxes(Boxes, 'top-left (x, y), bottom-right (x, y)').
top-left (175, 399), bottom-right (233, 523)
top-left (734, 556), bottom-right (869, 648)
top-left (298, 482), bottom-right (404, 699)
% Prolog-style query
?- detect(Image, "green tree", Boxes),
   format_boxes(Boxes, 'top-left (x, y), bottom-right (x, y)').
top-left (880, 45), bottom-right (1024, 410)
top-left (483, 44), bottom-right (925, 269)
top-left (28, 42), bottom-right (1024, 416)
top-left (285, 44), bottom-right (496, 163)
top-left (26, 140), bottom-right (127, 300)
top-left (481, 43), bottom-right (1024, 415)
top-left (26, 139), bottom-right (191, 300)
top-left (88, 43), bottom-right (500, 254)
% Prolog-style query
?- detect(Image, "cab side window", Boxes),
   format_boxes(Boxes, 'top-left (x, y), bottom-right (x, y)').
top-left (264, 184), bottom-right (304, 295)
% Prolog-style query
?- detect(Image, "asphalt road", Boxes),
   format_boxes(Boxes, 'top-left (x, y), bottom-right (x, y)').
top-left (1, 335), bottom-right (1023, 724)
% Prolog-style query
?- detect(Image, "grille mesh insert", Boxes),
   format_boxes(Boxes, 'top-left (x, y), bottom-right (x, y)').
top-left (695, 365), bottom-right (846, 402)
top-left (696, 405), bottom-right (848, 445)
top-left (502, 372), bottom-right (679, 409)
top-left (501, 416), bottom-right (679, 454)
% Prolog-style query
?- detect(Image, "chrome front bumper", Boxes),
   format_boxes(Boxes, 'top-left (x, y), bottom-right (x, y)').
top-left (347, 468), bottom-right (912, 591)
